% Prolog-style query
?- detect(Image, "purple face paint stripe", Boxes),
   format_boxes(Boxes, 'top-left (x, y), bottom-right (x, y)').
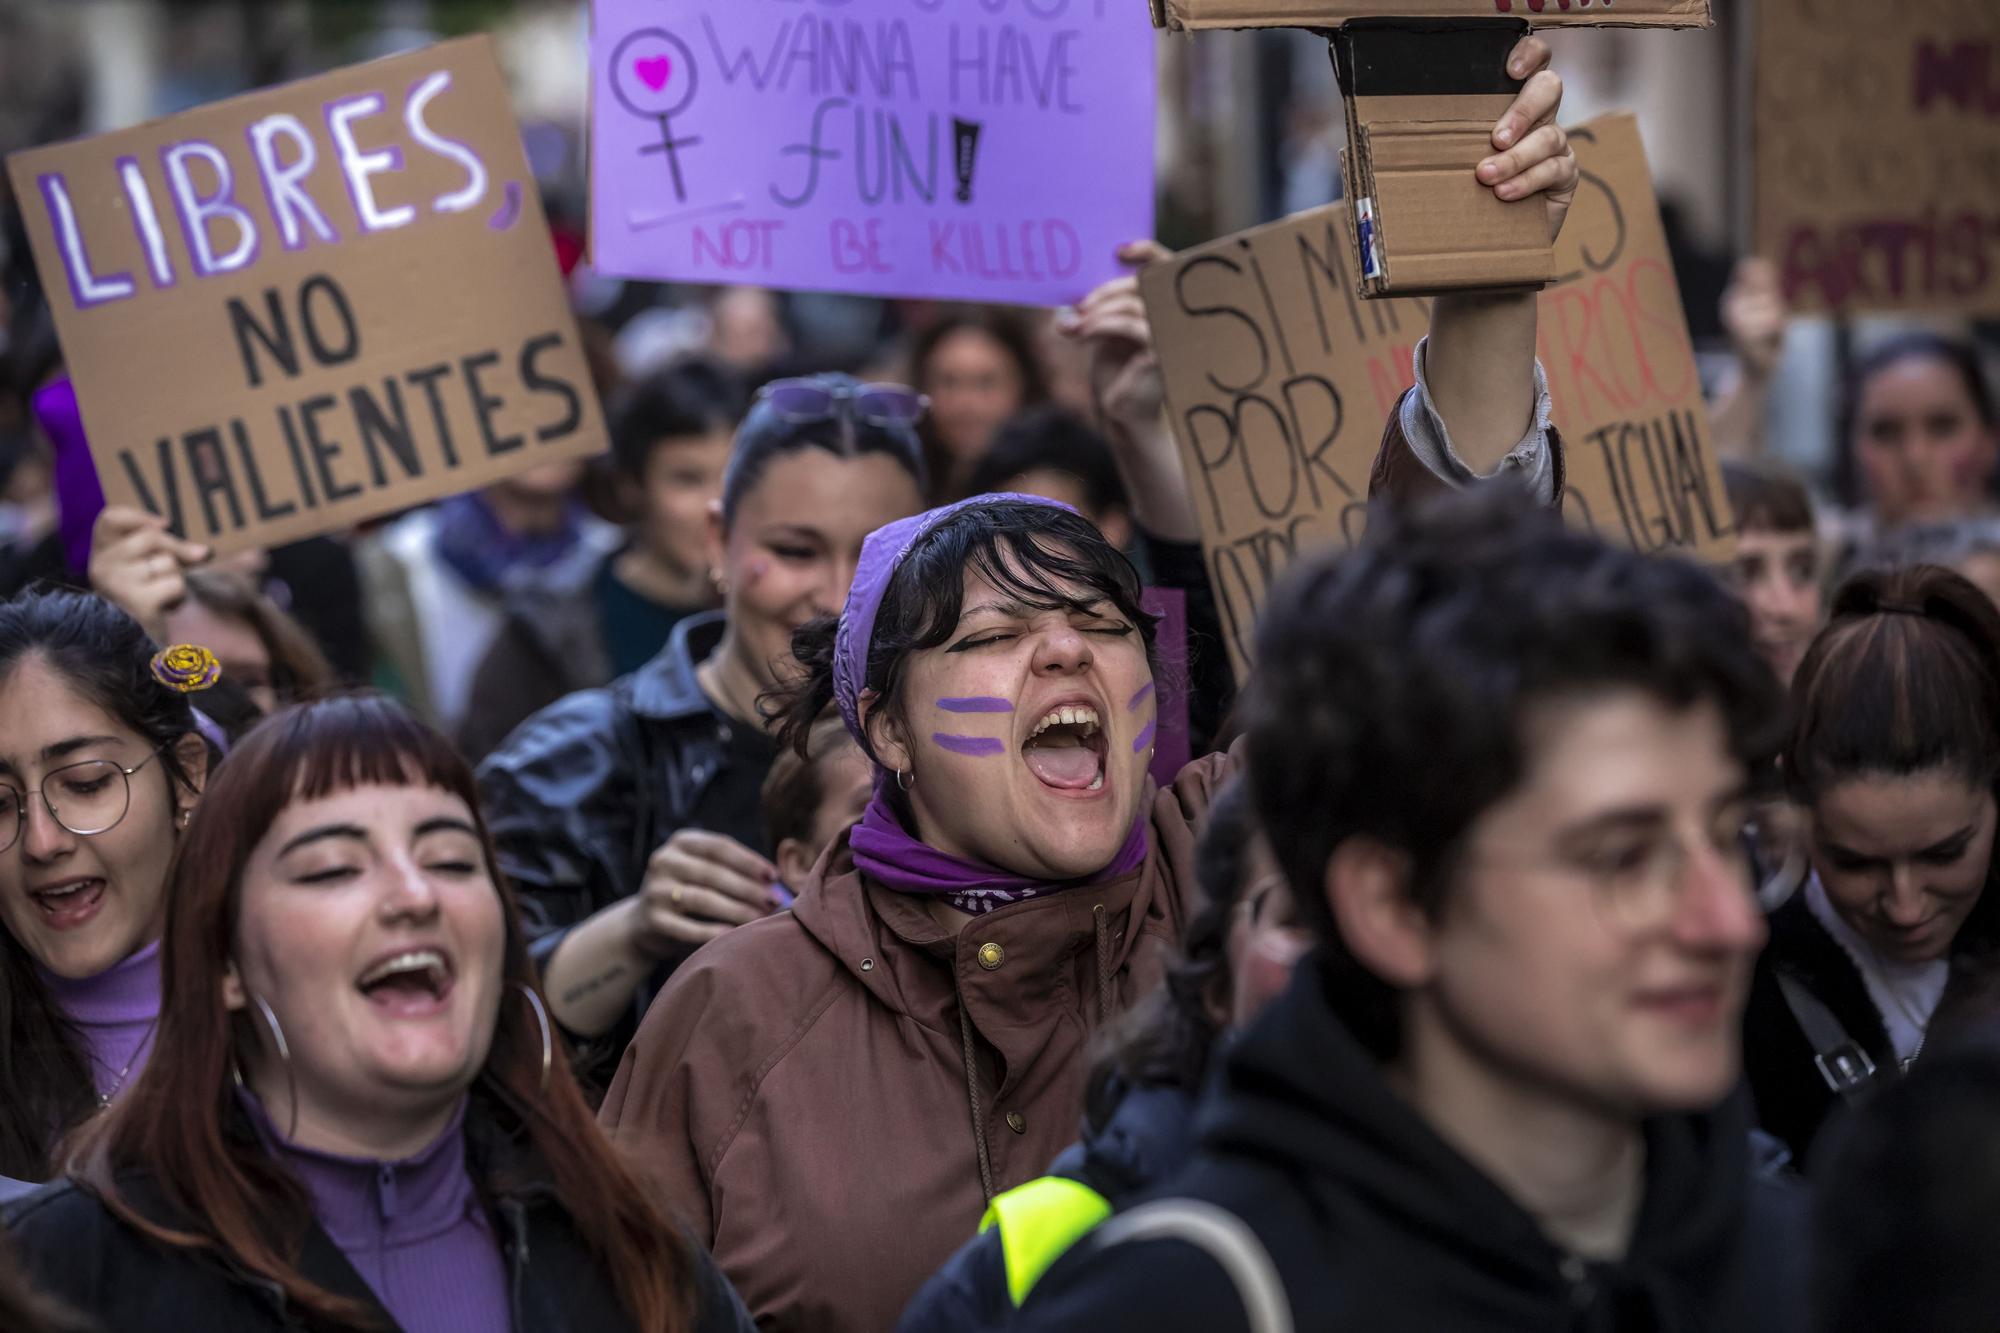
top-left (933, 733), bottom-right (1008, 756)
top-left (1128, 682), bottom-right (1155, 711)
top-left (936, 697), bottom-right (1014, 714)
top-left (1133, 720), bottom-right (1158, 753)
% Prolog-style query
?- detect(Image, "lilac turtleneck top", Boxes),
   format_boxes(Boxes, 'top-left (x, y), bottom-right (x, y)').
top-left (38, 937), bottom-right (161, 1101)
top-left (242, 1091), bottom-right (510, 1333)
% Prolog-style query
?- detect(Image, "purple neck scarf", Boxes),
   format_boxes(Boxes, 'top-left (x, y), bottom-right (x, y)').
top-left (850, 785), bottom-right (1149, 916)
top-left (833, 494), bottom-right (1149, 913)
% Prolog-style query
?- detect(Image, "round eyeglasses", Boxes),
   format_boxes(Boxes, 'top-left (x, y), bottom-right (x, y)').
top-left (0, 745), bottom-right (172, 853)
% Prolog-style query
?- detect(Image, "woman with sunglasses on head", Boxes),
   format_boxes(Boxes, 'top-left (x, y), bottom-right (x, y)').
top-left (0, 590), bottom-right (210, 1187)
top-left (477, 376), bottom-right (931, 1069)
top-left (3, 695), bottom-right (753, 1333)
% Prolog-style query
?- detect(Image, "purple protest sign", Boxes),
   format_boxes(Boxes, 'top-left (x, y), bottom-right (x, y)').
top-left (588, 0), bottom-right (1156, 306)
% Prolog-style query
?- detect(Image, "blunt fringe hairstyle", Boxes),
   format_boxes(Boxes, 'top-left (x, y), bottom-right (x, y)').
top-left (0, 589), bottom-right (198, 1181)
top-left (62, 695), bottom-right (696, 1332)
top-left (1244, 487), bottom-right (1786, 1060)
top-left (771, 499), bottom-right (1158, 761)
top-left (720, 372), bottom-right (927, 525)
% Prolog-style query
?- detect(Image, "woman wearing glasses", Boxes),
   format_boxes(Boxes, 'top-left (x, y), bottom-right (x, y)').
top-left (3, 695), bottom-right (753, 1332)
top-left (477, 375), bottom-right (932, 1066)
top-left (0, 590), bottom-right (210, 1184)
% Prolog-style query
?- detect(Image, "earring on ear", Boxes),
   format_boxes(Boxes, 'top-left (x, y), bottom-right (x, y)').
top-left (513, 983), bottom-right (554, 1093)
top-left (178, 809), bottom-right (192, 830)
top-left (710, 567), bottom-right (728, 595)
top-left (896, 767), bottom-right (916, 793)
top-left (238, 993), bottom-right (299, 1140)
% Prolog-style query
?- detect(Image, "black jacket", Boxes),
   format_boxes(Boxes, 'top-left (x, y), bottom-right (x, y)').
top-left (1, 1103), bottom-right (752, 1333)
top-left (1016, 959), bottom-right (1811, 1333)
top-left (477, 612), bottom-right (757, 1067)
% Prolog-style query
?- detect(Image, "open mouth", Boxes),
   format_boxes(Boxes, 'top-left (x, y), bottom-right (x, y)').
top-left (355, 948), bottom-right (456, 1013)
top-left (1022, 704), bottom-right (1109, 793)
top-left (30, 877), bottom-right (106, 929)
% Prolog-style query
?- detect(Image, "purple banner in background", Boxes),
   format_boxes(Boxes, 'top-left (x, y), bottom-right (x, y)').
top-left (1141, 587), bottom-right (1190, 790)
top-left (588, 0), bottom-right (1155, 305)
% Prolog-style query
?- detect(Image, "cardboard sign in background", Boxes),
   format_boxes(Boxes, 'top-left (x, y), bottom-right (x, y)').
top-left (1144, 112), bottom-right (1730, 679)
top-left (1755, 0), bottom-right (2000, 317)
top-left (1152, 0), bottom-right (1710, 31)
top-left (7, 37), bottom-right (605, 555)
top-left (588, 0), bottom-right (1155, 305)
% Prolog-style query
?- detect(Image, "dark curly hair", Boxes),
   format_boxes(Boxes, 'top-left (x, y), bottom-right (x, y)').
top-left (771, 500), bottom-right (1158, 772)
top-left (1244, 485), bottom-right (1787, 1060)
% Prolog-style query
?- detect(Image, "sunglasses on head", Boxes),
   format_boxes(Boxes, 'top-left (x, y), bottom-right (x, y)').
top-left (758, 379), bottom-right (929, 428)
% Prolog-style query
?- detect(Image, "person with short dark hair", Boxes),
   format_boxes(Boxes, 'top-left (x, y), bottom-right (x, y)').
top-left (476, 374), bottom-right (931, 1066)
top-left (965, 407), bottom-right (1132, 552)
top-left (458, 357), bottom-right (748, 761)
top-left (1721, 459), bottom-right (1823, 688)
top-left (1742, 563), bottom-right (2000, 1163)
top-left (1810, 1040), bottom-right (2000, 1333)
top-left (1014, 487), bottom-right (1805, 1332)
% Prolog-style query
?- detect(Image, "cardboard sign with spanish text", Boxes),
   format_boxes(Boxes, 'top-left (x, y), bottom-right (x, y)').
top-left (589, 0), bottom-right (1155, 306)
top-left (1755, 0), bottom-right (2000, 317)
top-left (1142, 112), bottom-right (1729, 679)
top-left (1151, 0), bottom-right (1709, 32)
top-left (5, 36), bottom-right (605, 555)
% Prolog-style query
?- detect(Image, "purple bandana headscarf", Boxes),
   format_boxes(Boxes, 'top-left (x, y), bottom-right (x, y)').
top-left (832, 493), bottom-right (1149, 915)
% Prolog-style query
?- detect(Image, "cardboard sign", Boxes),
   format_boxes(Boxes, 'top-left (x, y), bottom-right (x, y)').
top-left (587, 0), bottom-right (1155, 305)
top-left (1143, 112), bottom-right (1729, 679)
top-left (6, 37), bottom-right (605, 554)
top-left (1755, 0), bottom-right (2000, 316)
top-left (1151, 0), bottom-right (1709, 32)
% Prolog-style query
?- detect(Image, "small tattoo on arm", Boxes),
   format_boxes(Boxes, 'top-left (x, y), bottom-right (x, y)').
top-left (560, 963), bottom-right (631, 1006)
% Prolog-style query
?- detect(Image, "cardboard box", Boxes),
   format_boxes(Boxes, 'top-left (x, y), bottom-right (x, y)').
top-left (1754, 0), bottom-right (2000, 316)
top-left (1333, 20), bottom-right (1555, 297)
top-left (6, 37), bottom-right (606, 554)
top-left (1151, 0), bottom-right (1711, 32)
top-left (1141, 112), bottom-right (1730, 680)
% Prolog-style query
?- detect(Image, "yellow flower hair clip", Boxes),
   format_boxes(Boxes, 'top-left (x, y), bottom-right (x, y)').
top-left (151, 644), bottom-right (222, 694)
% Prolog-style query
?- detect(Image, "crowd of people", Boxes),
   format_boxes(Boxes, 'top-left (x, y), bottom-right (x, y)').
top-left (0, 33), bottom-right (1997, 1333)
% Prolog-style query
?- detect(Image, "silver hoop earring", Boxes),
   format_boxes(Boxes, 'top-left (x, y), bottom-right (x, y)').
top-left (514, 982), bottom-right (553, 1093)
top-left (896, 767), bottom-right (915, 793)
top-left (246, 993), bottom-right (299, 1140)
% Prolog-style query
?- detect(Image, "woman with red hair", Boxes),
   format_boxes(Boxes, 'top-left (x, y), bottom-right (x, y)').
top-left (3, 695), bottom-right (750, 1333)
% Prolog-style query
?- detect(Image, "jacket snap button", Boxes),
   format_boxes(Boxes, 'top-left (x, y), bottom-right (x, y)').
top-left (977, 942), bottom-right (1005, 970)
top-left (1005, 1111), bottom-right (1026, 1134)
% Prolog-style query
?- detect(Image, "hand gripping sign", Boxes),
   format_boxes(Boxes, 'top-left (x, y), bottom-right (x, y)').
top-left (6, 37), bottom-right (606, 555)
top-left (1148, 0), bottom-right (1710, 301)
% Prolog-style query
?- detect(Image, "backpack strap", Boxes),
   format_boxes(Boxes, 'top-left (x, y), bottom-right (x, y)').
top-left (1776, 971), bottom-right (1880, 1103)
top-left (1085, 1198), bottom-right (1294, 1333)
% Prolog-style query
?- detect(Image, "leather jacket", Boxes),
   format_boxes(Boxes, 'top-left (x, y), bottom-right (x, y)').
top-left (476, 612), bottom-right (738, 1058)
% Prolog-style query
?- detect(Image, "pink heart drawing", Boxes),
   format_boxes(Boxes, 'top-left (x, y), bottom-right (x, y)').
top-left (635, 54), bottom-right (672, 92)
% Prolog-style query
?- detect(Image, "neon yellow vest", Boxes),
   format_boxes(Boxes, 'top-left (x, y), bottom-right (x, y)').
top-left (979, 1176), bottom-right (1115, 1307)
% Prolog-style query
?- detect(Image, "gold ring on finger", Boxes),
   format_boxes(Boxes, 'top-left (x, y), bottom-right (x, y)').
top-left (670, 885), bottom-right (684, 909)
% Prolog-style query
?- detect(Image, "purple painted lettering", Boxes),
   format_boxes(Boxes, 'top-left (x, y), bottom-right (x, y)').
top-left (326, 93), bottom-right (415, 232)
top-left (248, 112), bottom-right (339, 251)
top-left (406, 71), bottom-right (490, 213)
top-left (161, 140), bottom-right (258, 277)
